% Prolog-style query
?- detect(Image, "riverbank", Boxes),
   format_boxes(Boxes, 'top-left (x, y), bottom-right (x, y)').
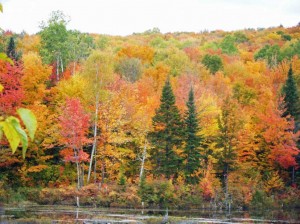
top-left (1, 205), bottom-right (300, 224)
top-left (1, 182), bottom-right (300, 211)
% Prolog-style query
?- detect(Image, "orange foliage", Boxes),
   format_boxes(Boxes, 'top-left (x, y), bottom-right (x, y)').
top-left (143, 62), bottom-right (169, 91)
top-left (22, 52), bottom-right (51, 104)
top-left (258, 104), bottom-right (299, 169)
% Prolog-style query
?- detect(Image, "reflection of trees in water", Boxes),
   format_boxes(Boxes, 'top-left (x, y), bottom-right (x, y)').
top-left (1, 206), bottom-right (300, 223)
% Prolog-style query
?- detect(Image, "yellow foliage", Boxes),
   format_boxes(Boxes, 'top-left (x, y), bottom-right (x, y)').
top-left (266, 32), bottom-right (281, 41)
top-left (264, 171), bottom-right (284, 194)
top-left (118, 45), bottom-right (154, 64)
top-left (56, 74), bottom-right (88, 104)
top-left (18, 34), bottom-right (41, 54)
top-left (144, 62), bottom-right (170, 91)
top-left (22, 52), bottom-right (51, 104)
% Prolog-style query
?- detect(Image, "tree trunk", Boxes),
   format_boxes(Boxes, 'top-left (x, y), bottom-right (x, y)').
top-left (56, 55), bottom-right (59, 81)
top-left (87, 99), bottom-right (99, 183)
top-left (60, 55), bottom-right (64, 74)
top-left (224, 164), bottom-right (229, 210)
top-left (74, 148), bottom-right (80, 190)
top-left (101, 144), bottom-right (106, 183)
top-left (87, 66), bottom-right (101, 183)
top-left (139, 140), bottom-right (147, 181)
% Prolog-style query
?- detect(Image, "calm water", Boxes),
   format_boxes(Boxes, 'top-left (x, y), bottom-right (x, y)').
top-left (0, 205), bottom-right (300, 223)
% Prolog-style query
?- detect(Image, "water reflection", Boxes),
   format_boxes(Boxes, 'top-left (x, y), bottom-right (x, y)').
top-left (0, 206), bottom-right (299, 223)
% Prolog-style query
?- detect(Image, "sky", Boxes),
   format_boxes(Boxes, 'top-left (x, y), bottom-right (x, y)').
top-left (0, 0), bottom-right (299, 36)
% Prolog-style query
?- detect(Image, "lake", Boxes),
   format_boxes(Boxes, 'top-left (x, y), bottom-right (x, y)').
top-left (0, 205), bottom-right (300, 223)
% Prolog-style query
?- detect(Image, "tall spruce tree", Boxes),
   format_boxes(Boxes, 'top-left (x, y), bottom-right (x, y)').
top-left (282, 66), bottom-right (300, 126)
top-left (6, 37), bottom-right (17, 60)
top-left (282, 66), bottom-right (300, 184)
top-left (183, 87), bottom-right (203, 184)
top-left (149, 78), bottom-right (183, 178)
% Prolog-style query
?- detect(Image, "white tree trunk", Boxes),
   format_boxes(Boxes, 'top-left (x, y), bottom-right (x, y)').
top-left (139, 140), bottom-right (148, 180)
top-left (60, 55), bottom-right (64, 74)
top-left (87, 66), bottom-right (101, 183)
top-left (56, 55), bottom-right (59, 81)
top-left (87, 98), bottom-right (99, 183)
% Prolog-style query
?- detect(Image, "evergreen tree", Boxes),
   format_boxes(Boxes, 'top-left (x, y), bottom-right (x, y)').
top-left (282, 66), bottom-right (300, 184)
top-left (6, 37), bottom-right (17, 60)
top-left (149, 78), bottom-right (183, 178)
top-left (183, 87), bottom-right (203, 184)
top-left (282, 66), bottom-right (300, 124)
top-left (216, 97), bottom-right (241, 208)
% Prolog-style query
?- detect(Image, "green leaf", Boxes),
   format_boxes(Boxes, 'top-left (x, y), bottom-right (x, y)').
top-left (0, 53), bottom-right (13, 64)
top-left (0, 121), bottom-right (20, 153)
top-left (0, 3), bottom-right (3, 13)
top-left (17, 108), bottom-right (37, 140)
top-left (7, 117), bottom-right (28, 158)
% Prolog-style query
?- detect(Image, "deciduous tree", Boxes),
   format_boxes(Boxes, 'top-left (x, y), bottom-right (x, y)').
top-left (59, 98), bottom-right (90, 190)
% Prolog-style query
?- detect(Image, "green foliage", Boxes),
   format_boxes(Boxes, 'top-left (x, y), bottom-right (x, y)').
top-left (254, 44), bottom-right (281, 66)
top-left (233, 82), bottom-right (257, 105)
top-left (0, 53), bottom-right (13, 64)
top-left (150, 37), bottom-right (168, 49)
top-left (118, 166), bottom-right (127, 186)
top-left (96, 35), bottom-right (109, 50)
top-left (149, 79), bottom-right (183, 177)
top-left (282, 40), bottom-right (300, 60)
top-left (164, 48), bottom-right (190, 76)
top-left (250, 190), bottom-right (274, 209)
top-left (17, 108), bottom-right (37, 141)
top-left (220, 35), bottom-right (238, 55)
top-left (202, 54), bottom-right (223, 74)
top-left (39, 10), bottom-right (70, 76)
top-left (282, 34), bottom-right (292, 41)
top-left (143, 27), bottom-right (161, 35)
top-left (0, 108), bottom-right (37, 158)
top-left (115, 57), bottom-right (142, 82)
top-left (138, 177), bottom-right (175, 208)
top-left (282, 67), bottom-right (300, 128)
top-left (138, 173), bottom-right (147, 201)
top-left (201, 41), bottom-right (219, 51)
top-left (233, 32), bottom-right (249, 43)
top-left (6, 37), bottom-right (18, 60)
top-left (183, 87), bottom-right (203, 184)
top-left (216, 98), bottom-right (241, 179)
top-left (68, 30), bottom-right (95, 63)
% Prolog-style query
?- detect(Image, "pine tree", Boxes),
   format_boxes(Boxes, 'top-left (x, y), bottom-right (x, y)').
top-left (282, 66), bottom-right (300, 184)
top-left (183, 87), bottom-right (203, 184)
top-left (282, 66), bottom-right (300, 126)
top-left (149, 78), bottom-right (183, 178)
top-left (6, 37), bottom-right (17, 60)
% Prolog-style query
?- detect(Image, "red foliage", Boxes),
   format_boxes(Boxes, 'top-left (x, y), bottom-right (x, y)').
top-left (59, 98), bottom-right (90, 161)
top-left (184, 47), bottom-right (200, 62)
top-left (60, 148), bottom-right (89, 162)
top-left (0, 61), bottom-right (24, 115)
top-left (258, 104), bottom-right (299, 169)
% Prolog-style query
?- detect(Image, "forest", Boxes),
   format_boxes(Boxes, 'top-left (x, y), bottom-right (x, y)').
top-left (0, 10), bottom-right (300, 210)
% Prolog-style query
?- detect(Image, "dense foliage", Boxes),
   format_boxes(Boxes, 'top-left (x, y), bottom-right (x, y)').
top-left (0, 13), bottom-right (300, 209)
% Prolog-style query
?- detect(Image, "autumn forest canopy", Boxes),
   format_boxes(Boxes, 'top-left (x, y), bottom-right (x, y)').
top-left (0, 10), bottom-right (300, 209)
